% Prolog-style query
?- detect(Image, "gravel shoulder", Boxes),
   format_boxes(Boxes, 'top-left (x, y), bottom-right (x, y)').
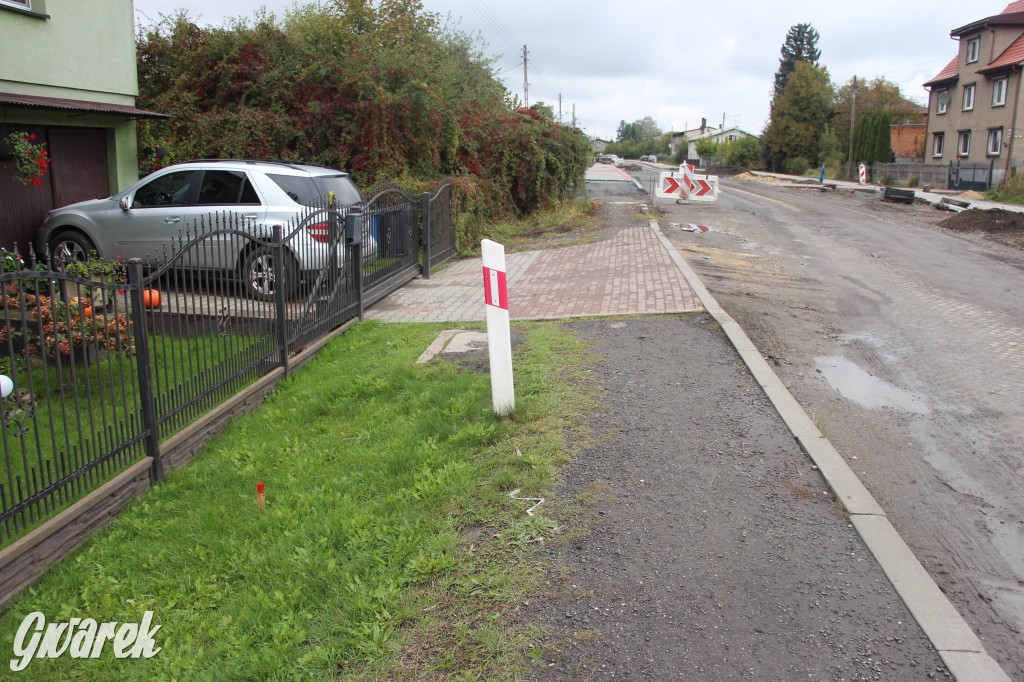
top-left (521, 314), bottom-right (949, 680)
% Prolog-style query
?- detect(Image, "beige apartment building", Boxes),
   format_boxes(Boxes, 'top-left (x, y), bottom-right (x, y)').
top-left (924, 0), bottom-right (1024, 184)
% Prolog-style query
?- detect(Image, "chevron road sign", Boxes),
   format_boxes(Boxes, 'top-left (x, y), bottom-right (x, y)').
top-left (656, 164), bottom-right (720, 202)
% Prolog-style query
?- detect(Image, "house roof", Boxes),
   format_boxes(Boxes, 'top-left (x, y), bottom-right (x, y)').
top-left (709, 127), bottom-right (757, 139)
top-left (0, 92), bottom-right (169, 119)
top-left (979, 31), bottom-right (1024, 73)
top-left (952, 2), bottom-right (1024, 37)
top-left (923, 57), bottom-right (959, 87)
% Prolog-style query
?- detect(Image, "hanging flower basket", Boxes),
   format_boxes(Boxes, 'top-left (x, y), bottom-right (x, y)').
top-left (3, 132), bottom-right (50, 186)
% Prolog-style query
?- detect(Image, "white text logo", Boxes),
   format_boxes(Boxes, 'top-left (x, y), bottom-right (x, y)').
top-left (10, 611), bottom-right (162, 671)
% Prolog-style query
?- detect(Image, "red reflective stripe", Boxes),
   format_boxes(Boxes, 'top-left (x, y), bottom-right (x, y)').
top-left (482, 266), bottom-right (509, 310)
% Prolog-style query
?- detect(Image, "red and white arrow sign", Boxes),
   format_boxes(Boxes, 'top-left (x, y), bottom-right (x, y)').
top-left (692, 178), bottom-right (712, 196)
top-left (663, 176), bottom-right (681, 194)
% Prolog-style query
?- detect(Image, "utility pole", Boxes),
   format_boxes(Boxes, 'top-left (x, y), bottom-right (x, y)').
top-left (522, 45), bottom-right (529, 107)
top-left (848, 75), bottom-right (857, 171)
top-left (572, 104), bottom-right (576, 128)
top-left (558, 94), bottom-right (562, 123)
top-left (721, 112), bottom-right (726, 130)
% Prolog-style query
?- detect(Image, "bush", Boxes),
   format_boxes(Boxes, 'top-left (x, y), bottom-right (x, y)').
top-left (784, 157), bottom-right (809, 176)
top-left (906, 176), bottom-right (919, 188)
top-left (135, 9), bottom-right (589, 224)
top-left (986, 170), bottom-right (1024, 204)
top-left (879, 173), bottom-right (894, 186)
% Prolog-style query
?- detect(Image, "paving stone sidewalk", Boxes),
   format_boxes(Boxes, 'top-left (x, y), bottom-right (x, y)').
top-left (365, 225), bottom-right (702, 322)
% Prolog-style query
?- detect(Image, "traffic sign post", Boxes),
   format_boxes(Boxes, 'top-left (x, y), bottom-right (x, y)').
top-left (481, 239), bottom-right (515, 416)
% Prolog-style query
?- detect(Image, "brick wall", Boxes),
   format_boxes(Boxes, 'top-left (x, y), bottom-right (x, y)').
top-left (891, 124), bottom-right (927, 159)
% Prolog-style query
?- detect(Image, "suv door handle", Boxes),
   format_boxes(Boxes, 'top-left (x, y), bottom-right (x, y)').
top-left (164, 217), bottom-right (181, 224)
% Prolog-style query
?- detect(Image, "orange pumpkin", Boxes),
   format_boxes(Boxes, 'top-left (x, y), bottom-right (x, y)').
top-left (143, 289), bottom-right (161, 308)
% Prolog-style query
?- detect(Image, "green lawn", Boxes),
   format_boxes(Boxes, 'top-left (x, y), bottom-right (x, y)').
top-left (1, 327), bottom-right (272, 545)
top-left (0, 320), bottom-right (598, 680)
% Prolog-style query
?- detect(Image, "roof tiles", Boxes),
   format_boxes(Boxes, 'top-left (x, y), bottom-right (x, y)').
top-left (923, 56), bottom-right (959, 87)
top-left (980, 31), bottom-right (1024, 73)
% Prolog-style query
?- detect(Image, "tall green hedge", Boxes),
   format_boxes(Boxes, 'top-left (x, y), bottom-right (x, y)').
top-left (135, 3), bottom-right (589, 241)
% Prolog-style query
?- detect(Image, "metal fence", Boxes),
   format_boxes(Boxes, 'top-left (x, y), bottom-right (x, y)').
top-left (840, 160), bottom-right (997, 191)
top-left (0, 180), bottom-right (453, 545)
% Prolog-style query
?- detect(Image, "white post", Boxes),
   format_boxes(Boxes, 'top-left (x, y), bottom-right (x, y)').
top-left (481, 239), bottom-right (515, 415)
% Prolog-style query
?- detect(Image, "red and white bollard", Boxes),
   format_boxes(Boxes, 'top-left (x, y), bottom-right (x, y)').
top-left (858, 163), bottom-right (867, 185)
top-left (481, 239), bottom-right (515, 415)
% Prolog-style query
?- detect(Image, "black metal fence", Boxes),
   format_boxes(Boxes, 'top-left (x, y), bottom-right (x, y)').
top-left (0, 180), bottom-right (454, 545)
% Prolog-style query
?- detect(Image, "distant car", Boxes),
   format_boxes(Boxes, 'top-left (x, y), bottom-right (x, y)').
top-left (36, 159), bottom-right (374, 300)
top-left (597, 154), bottom-right (614, 165)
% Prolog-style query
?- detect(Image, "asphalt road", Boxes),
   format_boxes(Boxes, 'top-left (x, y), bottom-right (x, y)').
top-left (652, 177), bottom-right (1024, 678)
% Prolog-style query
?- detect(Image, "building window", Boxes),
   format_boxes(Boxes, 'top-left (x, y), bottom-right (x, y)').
top-left (993, 78), bottom-right (1008, 107)
top-left (932, 133), bottom-right (944, 157)
top-left (0, 0), bottom-right (31, 8)
top-left (936, 90), bottom-right (948, 114)
top-left (958, 131), bottom-right (971, 156)
top-left (988, 128), bottom-right (1003, 156)
top-left (966, 37), bottom-right (980, 64)
top-left (963, 84), bottom-right (976, 111)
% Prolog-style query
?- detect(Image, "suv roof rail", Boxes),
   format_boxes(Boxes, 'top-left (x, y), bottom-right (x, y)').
top-left (178, 159), bottom-right (341, 172)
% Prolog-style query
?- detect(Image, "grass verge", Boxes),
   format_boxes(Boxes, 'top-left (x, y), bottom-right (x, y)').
top-left (464, 200), bottom-right (597, 254)
top-left (0, 319), bottom-right (599, 680)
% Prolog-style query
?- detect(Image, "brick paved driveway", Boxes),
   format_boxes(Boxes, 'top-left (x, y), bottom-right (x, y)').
top-left (365, 223), bottom-right (702, 322)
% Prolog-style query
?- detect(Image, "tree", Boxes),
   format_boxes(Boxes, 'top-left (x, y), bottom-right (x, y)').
top-left (616, 116), bottom-right (661, 143)
top-left (818, 124), bottom-right (841, 169)
top-left (773, 23), bottom-right (821, 99)
top-left (762, 62), bottom-right (833, 172)
top-left (833, 76), bottom-right (924, 159)
top-left (726, 137), bottom-right (760, 167)
top-left (851, 112), bottom-right (894, 163)
top-left (531, 101), bottom-right (555, 120)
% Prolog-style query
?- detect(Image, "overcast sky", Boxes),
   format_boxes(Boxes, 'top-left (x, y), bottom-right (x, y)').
top-left (132, 0), bottom-right (993, 141)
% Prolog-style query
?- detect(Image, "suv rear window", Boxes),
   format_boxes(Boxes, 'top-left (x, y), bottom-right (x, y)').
top-left (268, 174), bottom-right (362, 207)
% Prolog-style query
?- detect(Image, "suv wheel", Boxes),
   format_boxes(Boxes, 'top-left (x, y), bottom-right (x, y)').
top-left (242, 247), bottom-right (297, 301)
top-left (49, 231), bottom-right (96, 270)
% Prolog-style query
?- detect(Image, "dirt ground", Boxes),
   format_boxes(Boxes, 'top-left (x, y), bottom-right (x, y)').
top-left (939, 208), bottom-right (1024, 249)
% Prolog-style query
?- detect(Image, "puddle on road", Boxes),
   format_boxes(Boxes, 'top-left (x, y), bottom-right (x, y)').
top-left (814, 356), bottom-right (930, 413)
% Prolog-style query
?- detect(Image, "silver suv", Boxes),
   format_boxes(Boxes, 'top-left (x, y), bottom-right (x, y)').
top-left (35, 159), bottom-right (372, 299)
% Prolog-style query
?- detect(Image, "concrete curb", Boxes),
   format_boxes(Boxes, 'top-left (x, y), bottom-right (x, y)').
top-left (648, 219), bottom-right (1010, 682)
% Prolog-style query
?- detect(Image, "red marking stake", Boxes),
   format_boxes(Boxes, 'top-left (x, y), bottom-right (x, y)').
top-left (257, 482), bottom-right (265, 512)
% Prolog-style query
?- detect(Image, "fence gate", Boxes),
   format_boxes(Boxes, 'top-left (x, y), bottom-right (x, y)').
top-left (948, 160), bottom-right (994, 192)
top-left (423, 180), bottom-right (454, 278)
top-left (361, 182), bottom-right (423, 306)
